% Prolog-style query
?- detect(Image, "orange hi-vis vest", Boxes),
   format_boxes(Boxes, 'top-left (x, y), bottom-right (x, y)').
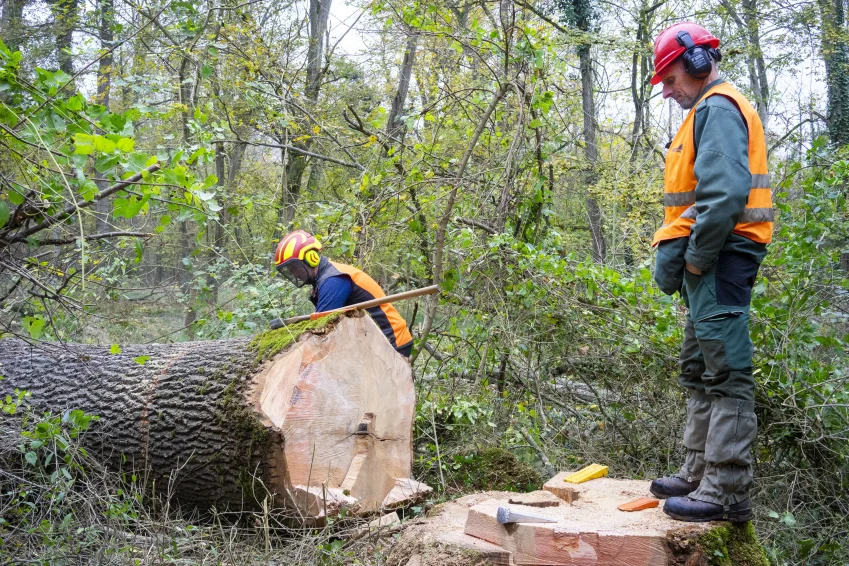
top-left (652, 82), bottom-right (773, 247)
top-left (313, 259), bottom-right (413, 351)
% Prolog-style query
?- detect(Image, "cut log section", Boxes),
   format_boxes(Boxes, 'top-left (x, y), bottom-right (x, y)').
top-left (0, 313), bottom-right (430, 519)
top-left (386, 481), bottom-right (768, 565)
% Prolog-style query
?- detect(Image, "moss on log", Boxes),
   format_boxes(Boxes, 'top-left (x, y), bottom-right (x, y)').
top-left (668, 522), bottom-right (770, 566)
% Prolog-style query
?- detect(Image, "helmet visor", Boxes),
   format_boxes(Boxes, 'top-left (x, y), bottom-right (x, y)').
top-left (277, 260), bottom-right (311, 288)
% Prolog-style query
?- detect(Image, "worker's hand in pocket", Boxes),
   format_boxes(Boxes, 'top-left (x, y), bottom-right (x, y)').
top-left (685, 262), bottom-right (702, 276)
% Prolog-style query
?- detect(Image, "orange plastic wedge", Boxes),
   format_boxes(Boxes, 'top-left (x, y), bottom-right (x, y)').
top-left (617, 497), bottom-right (659, 512)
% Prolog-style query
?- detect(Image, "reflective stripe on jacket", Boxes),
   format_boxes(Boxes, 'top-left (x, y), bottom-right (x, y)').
top-left (311, 257), bottom-right (413, 351)
top-left (652, 82), bottom-right (773, 247)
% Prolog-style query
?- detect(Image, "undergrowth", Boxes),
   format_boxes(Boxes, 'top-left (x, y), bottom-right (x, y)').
top-left (0, 395), bottom-right (406, 565)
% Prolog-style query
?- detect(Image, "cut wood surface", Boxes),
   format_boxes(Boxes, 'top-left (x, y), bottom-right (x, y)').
top-left (543, 472), bottom-right (581, 504)
top-left (461, 477), bottom-right (713, 565)
top-left (507, 491), bottom-right (562, 508)
top-left (388, 484), bottom-right (766, 566)
top-left (0, 313), bottom-right (425, 517)
top-left (385, 492), bottom-right (520, 566)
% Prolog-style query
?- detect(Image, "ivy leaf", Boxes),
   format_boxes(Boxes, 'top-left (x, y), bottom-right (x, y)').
top-left (24, 451), bottom-right (37, 466)
top-left (109, 344), bottom-right (122, 354)
top-left (132, 355), bottom-right (150, 365)
top-left (201, 64), bottom-right (212, 79)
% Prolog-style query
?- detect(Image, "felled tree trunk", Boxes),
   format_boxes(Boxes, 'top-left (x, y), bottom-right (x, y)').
top-left (0, 313), bottom-right (426, 517)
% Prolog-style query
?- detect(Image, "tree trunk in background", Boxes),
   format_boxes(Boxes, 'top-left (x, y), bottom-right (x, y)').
top-left (818, 0), bottom-right (849, 146)
top-left (177, 55), bottom-right (199, 333)
top-left (722, 0), bottom-right (770, 129)
top-left (580, 45), bottom-right (605, 263)
top-left (94, 0), bottom-right (115, 234)
top-left (48, 0), bottom-right (78, 79)
top-left (0, 0), bottom-right (26, 52)
top-left (386, 33), bottom-right (418, 140)
top-left (567, 0), bottom-right (606, 263)
top-left (278, 0), bottom-right (332, 232)
top-left (0, 315), bottom-right (418, 518)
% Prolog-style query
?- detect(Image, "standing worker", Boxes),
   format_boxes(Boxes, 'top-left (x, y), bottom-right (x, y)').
top-left (648, 22), bottom-right (773, 522)
top-left (274, 230), bottom-right (414, 358)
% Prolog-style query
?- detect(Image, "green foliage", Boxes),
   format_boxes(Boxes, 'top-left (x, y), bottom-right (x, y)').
top-left (448, 447), bottom-right (544, 493)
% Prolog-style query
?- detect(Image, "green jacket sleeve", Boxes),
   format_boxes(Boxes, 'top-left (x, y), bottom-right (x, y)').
top-left (684, 96), bottom-right (751, 271)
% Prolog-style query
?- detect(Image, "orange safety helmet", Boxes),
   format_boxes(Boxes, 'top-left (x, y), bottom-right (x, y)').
top-left (274, 230), bottom-right (323, 287)
top-left (650, 22), bottom-right (720, 85)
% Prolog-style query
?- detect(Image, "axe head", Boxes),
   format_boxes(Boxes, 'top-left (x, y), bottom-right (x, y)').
top-left (269, 318), bottom-right (285, 330)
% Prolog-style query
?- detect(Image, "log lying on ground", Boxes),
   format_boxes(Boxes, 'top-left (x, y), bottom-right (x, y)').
top-left (387, 476), bottom-right (769, 566)
top-left (0, 312), bottom-right (429, 517)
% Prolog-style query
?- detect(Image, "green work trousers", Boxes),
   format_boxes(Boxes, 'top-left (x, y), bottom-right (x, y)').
top-left (675, 251), bottom-right (760, 506)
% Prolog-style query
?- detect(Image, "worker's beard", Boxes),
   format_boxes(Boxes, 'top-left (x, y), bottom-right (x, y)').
top-left (677, 93), bottom-right (699, 110)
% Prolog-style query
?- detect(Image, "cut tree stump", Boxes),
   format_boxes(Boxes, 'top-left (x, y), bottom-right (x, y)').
top-left (0, 313), bottom-right (430, 519)
top-left (387, 478), bottom-right (768, 565)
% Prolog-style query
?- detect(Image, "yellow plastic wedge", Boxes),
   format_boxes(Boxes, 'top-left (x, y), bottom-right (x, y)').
top-left (564, 464), bottom-right (609, 484)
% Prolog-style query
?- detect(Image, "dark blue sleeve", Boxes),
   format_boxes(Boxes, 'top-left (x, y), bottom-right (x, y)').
top-left (315, 275), bottom-right (353, 312)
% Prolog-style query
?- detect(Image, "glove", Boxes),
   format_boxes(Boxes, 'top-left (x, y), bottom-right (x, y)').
top-left (654, 237), bottom-right (688, 296)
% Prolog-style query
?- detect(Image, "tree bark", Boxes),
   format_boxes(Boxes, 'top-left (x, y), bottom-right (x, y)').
top-left (721, 0), bottom-right (770, 129)
top-left (94, 0), bottom-right (115, 234)
top-left (386, 33), bottom-right (419, 140)
top-left (0, 0), bottom-right (26, 53)
top-left (48, 0), bottom-right (78, 79)
top-left (570, 0), bottom-right (605, 263)
top-left (580, 44), bottom-right (605, 263)
top-left (277, 0), bottom-right (332, 231)
top-left (818, 0), bottom-right (849, 146)
top-left (0, 314), bottom-right (418, 516)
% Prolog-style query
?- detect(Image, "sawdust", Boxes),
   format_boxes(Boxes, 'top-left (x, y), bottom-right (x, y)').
top-left (384, 492), bottom-right (516, 566)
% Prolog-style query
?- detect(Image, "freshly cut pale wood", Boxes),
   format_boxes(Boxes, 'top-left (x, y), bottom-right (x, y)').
top-left (256, 314), bottom-right (415, 489)
top-left (507, 491), bottom-right (562, 508)
top-left (543, 472), bottom-right (581, 504)
top-left (385, 492), bottom-right (519, 566)
top-left (389, 485), bottom-right (766, 566)
top-left (339, 413), bottom-right (397, 513)
top-left (466, 504), bottom-right (667, 565)
top-left (464, 478), bottom-right (714, 565)
top-left (290, 485), bottom-right (359, 519)
top-left (382, 478), bottom-right (433, 509)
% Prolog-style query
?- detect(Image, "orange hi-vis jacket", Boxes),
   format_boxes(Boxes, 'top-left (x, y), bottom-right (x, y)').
top-left (312, 259), bottom-right (413, 351)
top-left (652, 82), bottom-right (773, 247)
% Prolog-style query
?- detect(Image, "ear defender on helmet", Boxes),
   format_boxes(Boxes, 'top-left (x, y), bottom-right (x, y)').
top-left (304, 249), bottom-right (321, 267)
top-left (675, 30), bottom-right (714, 80)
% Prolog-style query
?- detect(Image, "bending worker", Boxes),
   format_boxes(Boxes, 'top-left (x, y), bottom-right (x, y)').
top-left (649, 23), bottom-right (773, 523)
top-left (274, 230), bottom-right (414, 358)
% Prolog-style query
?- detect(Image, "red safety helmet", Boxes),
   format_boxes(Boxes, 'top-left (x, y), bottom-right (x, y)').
top-left (274, 230), bottom-right (323, 287)
top-left (650, 22), bottom-right (720, 85)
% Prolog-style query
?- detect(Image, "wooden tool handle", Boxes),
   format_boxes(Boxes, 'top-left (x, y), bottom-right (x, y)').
top-left (273, 285), bottom-right (440, 328)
